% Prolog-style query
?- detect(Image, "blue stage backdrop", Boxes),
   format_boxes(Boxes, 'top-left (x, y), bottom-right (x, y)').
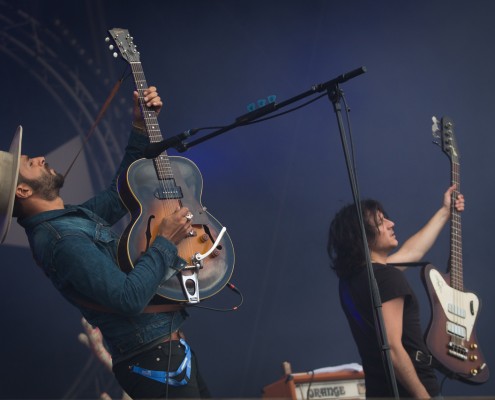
top-left (0, 0), bottom-right (494, 398)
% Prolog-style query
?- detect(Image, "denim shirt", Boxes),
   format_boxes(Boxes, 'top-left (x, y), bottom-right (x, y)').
top-left (18, 129), bottom-right (187, 362)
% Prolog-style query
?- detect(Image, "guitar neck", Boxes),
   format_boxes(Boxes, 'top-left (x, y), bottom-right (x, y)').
top-left (450, 160), bottom-right (463, 291)
top-left (130, 62), bottom-right (174, 181)
top-left (130, 63), bottom-right (163, 143)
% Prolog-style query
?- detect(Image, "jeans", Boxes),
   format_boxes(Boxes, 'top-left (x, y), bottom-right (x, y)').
top-left (113, 339), bottom-right (210, 399)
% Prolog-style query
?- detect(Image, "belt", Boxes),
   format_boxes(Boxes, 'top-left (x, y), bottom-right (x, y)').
top-left (160, 330), bottom-right (185, 344)
top-left (131, 338), bottom-right (192, 386)
top-left (414, 350), bottom-right (433, 366)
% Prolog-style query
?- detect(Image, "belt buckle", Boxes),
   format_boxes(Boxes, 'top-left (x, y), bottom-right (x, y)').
top-left (415, 350), bottom-right (432, 366)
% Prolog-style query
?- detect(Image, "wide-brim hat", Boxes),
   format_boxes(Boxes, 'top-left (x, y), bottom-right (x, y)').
top-left (0, 126), bottom-right (22, 244)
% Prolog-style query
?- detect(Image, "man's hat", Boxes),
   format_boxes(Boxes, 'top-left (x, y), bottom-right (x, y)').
top-left (0, 126), bottom-right (22, 244)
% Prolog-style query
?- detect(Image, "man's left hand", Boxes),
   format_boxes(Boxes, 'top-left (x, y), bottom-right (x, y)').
top-left (132, 86), bottom-right (163, 129)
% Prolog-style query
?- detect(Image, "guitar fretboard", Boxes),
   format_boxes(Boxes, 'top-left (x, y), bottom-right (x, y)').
top-left (130, 61), bottom-right (174, 181)
top-left (450, 160), bottom-right (463, 291)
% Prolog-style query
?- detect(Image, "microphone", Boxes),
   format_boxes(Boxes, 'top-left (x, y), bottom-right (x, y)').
top-left (143, 129), bottom-right (198, 158)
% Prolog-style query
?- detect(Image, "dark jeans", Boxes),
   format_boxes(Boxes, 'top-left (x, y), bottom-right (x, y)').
top-left (113, 339), bottom-right (211, 399)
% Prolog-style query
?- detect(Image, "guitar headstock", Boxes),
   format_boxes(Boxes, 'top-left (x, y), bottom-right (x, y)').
top-left (105, 28), bottom-right (140, 64)
top-left (432, 115), bottom-right (460, 163)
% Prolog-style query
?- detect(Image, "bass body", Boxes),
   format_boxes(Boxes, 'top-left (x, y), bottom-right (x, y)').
top-left (421, 115), bottom-right (488, 384)
top-left (422, 264), bottom-right (488, 383)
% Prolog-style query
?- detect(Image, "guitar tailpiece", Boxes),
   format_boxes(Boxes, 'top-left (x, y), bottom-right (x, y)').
top-left (180, 271), bottom-right (200, 304)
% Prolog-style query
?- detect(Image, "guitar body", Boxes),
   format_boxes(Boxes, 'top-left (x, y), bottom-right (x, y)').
top-left (117, 156), bottom-right (235, 302)
top-left (422, 264), bottom-right (488, 384)
top-left (107, 28), bottom-right (235, 303)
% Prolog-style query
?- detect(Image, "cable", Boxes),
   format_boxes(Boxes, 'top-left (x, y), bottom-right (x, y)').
top-left (240, 93), bottom-right (327, 125)
top-left (179, 92), bottom-right (327, 143)
top-left (188, 282), bottom-right (244, 312)
top-left (305, 370), bottom-right (316, 400)
top-left (165, 311), bottom-right (178, 399)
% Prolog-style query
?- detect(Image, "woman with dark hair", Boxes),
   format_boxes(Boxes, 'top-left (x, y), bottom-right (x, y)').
top-left (327, 186), bottom-right (464, 399)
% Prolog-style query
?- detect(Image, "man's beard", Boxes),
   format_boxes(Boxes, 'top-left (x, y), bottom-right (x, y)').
top-left (20, 168), bottom-right (65, 201)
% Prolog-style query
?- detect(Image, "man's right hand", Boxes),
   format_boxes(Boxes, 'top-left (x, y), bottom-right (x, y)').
top-left (157, 207), bottom-right (193, 245)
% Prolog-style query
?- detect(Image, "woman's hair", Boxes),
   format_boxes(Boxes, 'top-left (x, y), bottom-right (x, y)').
top-left (327, 199), bottom-right (387, 278)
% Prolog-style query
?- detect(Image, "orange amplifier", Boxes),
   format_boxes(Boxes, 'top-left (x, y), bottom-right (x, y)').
top-left (262, 367), bottom-right (365, 399)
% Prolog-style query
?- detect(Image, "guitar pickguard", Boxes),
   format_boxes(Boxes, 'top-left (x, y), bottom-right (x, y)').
top-left (428, 268), bottom-right (480, 342)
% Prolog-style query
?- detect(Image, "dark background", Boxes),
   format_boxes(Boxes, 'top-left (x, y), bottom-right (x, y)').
top-left (1, 0), bottom-right (494, 398)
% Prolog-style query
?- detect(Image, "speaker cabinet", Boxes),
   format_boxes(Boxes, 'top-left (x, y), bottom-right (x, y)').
top-left (262, 369), bottom-right (365, 399)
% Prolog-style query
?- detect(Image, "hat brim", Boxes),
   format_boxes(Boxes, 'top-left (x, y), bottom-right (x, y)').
top-left (0, 126), bottom-right (22, 243)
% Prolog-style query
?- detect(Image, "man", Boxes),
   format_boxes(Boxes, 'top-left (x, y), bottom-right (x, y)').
top-left (327, 187), bottom-right (464, 399)
top-left (0, 87), bottom-right (210, 399)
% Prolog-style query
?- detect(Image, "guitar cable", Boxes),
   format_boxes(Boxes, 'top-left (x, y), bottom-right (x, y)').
top-left (161, 282), bottom-right (243, 398)
top-left (188, 282), bottom-right (244, 313)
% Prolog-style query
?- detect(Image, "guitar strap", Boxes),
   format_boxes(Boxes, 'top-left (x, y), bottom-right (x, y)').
top-left (63, 77), bottom-right (123, 179)
top-left (386, 261), bottom-right (430, 268)
top-left (69, 294), bottom-right (186, 314)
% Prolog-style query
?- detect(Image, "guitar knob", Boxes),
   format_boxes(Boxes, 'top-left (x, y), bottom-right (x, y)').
top-left (210, 249), bottom-right (220, 258)
top-left (109, 45), bottom-right (114, 50)
top-left (105, 37), bottom-right (110, 42)
top-left (470, 355), bottom-right (478, 361)
top-left (471, 369), bottom-right (478, 376)
top-left (113, 52), bottom-right (118, 58)
top-left (470, 343), bottom-right (478, 349)
top-left (200, 234), bottom-right (209, 243)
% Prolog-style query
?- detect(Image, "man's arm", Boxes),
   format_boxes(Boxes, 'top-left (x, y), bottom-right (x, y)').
top-left (387, 185), bottom-right (464, 264)
top-left (382, 297), bottom-right (431, 399)
top-left (81, 87), bottom-right (163, 223)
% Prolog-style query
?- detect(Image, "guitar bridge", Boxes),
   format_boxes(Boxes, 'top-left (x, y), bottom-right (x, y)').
top-left (448, 341), bottom-right (468, 361)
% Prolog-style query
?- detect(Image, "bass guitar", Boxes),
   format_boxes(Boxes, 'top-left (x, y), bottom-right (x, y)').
top-left (107, 28), bottom-right (235, 303)
top-left (422, 116), bottom-right (489, 383)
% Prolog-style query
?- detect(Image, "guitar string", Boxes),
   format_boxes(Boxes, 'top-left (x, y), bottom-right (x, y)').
top-left (451, 160), bottom-right (462, 347)
top-left (131, 62), bottom-right (196, 273)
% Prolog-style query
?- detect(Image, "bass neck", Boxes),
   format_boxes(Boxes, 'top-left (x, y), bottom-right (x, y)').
top-left (449, 158), bottom-right (463, 291)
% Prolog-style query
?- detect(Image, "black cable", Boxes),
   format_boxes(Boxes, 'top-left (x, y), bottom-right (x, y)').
top-left (239, 93), bottom-right (327, 125)
top-left (188, 282), bottom-right (243, 312)
top-left (305, 370), bottom-right (316, 399)
top-left (329, 86), bottom-right (399, 398)
top-left (177, 92), bottom-right (327, 143)
top-left (165, 311), bottom-right (178, 399)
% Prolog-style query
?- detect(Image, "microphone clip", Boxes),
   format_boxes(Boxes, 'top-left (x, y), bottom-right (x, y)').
top-left (143, 129), bottom-right (198, 159)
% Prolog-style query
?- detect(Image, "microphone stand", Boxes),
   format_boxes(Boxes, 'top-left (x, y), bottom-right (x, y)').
top-left (151, 69), bottom-right (399, 397)
top-left (156, 67), bottom-right (368, 154)
top-left (327, 86), bottom-right (399, 399)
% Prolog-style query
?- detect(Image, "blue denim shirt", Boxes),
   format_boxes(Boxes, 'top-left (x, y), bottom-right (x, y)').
top-left (18, 129), bottom-right (187, 362)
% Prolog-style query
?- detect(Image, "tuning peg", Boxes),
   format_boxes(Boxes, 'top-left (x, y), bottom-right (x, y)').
top-left (105, 37), bottom-right (110, 43)
top-left (113, 52), bottom-right (118, 58)
top-left (108, 45), bottom-right (114, 50)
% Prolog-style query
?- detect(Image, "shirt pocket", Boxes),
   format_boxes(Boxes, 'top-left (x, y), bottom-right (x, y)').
top-left (94, 223), bottom-right (118, 245)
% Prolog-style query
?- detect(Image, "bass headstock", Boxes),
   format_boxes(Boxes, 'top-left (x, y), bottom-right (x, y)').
top-left (105, 28), bottom-right (140, 64)
top-left (432, 115), bottom-right (460, 164)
